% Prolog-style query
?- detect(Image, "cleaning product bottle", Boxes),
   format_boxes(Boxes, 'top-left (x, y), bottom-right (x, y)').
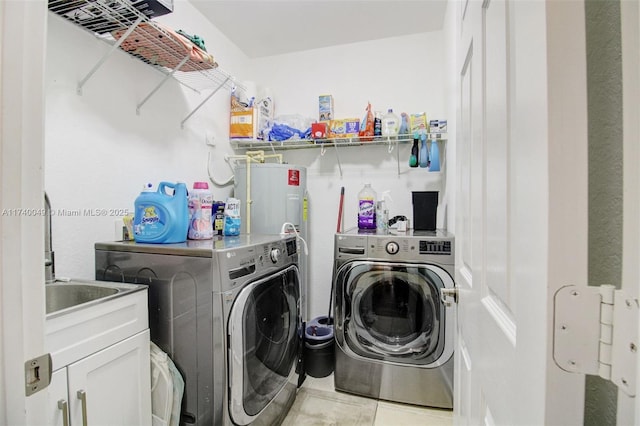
top-left (375, 191), bottom-right (392, 233)
top-left (429, 139), bottom-right (440, 172)
top-left (419, 132), bottom-right (429, 168)
top-left (381, 109), bottom-right (400, 138)
top-left (133, 182), bottom-right (189, 244)
top-left (399, 112), bottom-right (410, 135)
top-left (188, 181), bottom-right (214, 240)
top-left (409, 132), bottom-right (419, 167)
top-left (373, 111), bottom-right (383, 136)
top-left (357, 183), bottom-right (377, 230)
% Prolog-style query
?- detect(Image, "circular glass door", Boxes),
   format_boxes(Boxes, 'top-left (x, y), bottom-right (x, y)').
top-left (339, 262), bottom-right (453, 366)
top-left (228, 266), bottom-right (300, 425)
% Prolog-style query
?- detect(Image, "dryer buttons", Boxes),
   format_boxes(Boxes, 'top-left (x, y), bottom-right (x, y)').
top-left (385, 242), bottom-right (399, 255)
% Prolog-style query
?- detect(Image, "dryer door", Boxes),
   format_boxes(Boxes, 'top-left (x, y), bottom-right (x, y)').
top-left (337, 261), bottom-right (454, 367)
top-left (228, 265), bottom-right (301, 425)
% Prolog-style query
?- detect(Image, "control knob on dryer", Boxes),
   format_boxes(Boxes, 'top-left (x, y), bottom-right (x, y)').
top-left (270, 248), bottom-right (281, 263)
top-left (386, 241), bottom-right (399, 255)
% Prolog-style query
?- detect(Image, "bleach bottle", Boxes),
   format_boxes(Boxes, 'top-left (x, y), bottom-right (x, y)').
top-left (133, 182), bottom-right (189, 244)
top-left (357, 183), bottom-right (377, 230)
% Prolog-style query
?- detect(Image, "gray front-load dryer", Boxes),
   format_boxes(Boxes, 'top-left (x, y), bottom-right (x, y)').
top-left (333, 228), bottom-right (455, 409)
top-left (95, 234), bottom-right (302, 425)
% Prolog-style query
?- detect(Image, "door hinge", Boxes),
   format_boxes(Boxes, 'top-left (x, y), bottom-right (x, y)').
top-left (25, 353), bottom-right (52, 396)
top-left (553, 285), bottom-right (638, 396)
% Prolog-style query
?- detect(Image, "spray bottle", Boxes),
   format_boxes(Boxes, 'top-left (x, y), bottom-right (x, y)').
top-left (375, 191), bottom-right (392, 234)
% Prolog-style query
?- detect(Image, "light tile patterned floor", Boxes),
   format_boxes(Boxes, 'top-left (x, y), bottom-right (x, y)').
top-left (283, 374), bottom-right (453, 426)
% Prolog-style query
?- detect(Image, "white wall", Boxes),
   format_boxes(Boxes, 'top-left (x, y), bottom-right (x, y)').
top-left (248, 32), bottom-right (448, 318)
top-left (45, 0), bottom-right (250, 277)
top-left (45, 1), bottom-right (452, 320)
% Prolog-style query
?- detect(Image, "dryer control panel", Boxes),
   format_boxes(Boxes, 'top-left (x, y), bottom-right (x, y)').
top-left (334, 228), bottom-right (455, 264)
top-left (365, 236), bottom-right (454, 264)
top-left (419, 240), bottom-right (452, 255)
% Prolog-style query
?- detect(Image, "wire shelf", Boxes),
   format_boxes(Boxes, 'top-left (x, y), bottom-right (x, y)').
top-left (48, 0), bottom-right (238, 124)
top-left (230, 133), bottom-right (448, 151)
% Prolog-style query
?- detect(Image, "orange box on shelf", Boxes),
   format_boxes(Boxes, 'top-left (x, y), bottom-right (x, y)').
top-left (229, 88), bottom-right (272, 140)
top-left (329, 118), bottom-right (360, 139)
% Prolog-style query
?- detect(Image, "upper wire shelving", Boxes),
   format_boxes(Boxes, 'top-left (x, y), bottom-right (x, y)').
top-left (48, 0), bottom-right (239, 127)
top-left (231, 133), bottom-right (448, 177)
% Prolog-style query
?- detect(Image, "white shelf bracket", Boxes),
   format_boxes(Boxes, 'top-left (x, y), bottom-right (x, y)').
top-left (396, 138), bottom-right (401, 176)
top-left (136, 54), bottom-right (190, 115)
top-left (333, 143), bottom-right (343, 178)
top-left (77, 15), bottom-right (144, 95)
top-left (181, 76), bottom-right (231, 128)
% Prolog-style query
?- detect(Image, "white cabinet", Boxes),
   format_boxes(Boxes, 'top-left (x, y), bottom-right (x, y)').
top-left (45, 285), bottom-right (151, 426)
top-left (47, 369), bottom-right (70, 426)
top-left (47, 330), bottom-right (151, 426)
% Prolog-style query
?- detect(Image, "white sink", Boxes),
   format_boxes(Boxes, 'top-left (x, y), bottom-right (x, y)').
top-left (45, 279), bottom-right (149, 371)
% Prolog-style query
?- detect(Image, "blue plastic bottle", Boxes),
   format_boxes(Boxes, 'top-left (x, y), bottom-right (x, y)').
top-left (429, 139), bottom-right (440, 172)
top-left (133, 182), bottom-right (189, 244)
top-left (419, 133), bottom-right (429, 168)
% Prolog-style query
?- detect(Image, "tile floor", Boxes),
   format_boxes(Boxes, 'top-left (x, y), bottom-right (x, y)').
top-left (282, 374), bottom-right (453, 426)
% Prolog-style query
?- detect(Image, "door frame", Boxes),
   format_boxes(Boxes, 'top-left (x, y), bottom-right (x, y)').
top-left (0, 1), bottom-right (48, 424)
top-left (619, 0), bottom-right (640, 423)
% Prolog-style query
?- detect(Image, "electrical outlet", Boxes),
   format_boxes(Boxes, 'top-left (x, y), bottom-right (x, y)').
top-left (205, 133), bottom-right (216, 147)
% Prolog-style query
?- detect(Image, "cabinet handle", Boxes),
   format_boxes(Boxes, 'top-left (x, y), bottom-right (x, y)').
top-left (76, 390), bottom-right (88, 426)
top-left (57, 399), bottom-right (69, 426)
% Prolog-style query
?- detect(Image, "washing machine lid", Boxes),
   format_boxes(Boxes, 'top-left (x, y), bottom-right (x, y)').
top-left (227, 265), bottom-right (301, 425)
top-left (338, 261), bottom-right (455, 367)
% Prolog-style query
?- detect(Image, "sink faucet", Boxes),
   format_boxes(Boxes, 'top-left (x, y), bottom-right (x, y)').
top-left (45, 192), bottom-right (55, 283)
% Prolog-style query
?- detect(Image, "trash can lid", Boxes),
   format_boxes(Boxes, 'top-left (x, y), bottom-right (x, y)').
top-left (305, 324), bottom-right (334, 341)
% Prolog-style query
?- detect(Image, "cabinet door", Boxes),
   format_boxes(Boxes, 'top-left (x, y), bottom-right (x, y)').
top-left (68, 330), bottom-right (151, 426)
top-left (47, 369), bottom-right (70, 426)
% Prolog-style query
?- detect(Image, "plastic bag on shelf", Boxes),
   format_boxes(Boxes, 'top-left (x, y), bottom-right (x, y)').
top-left (265, 114), bottom-right (313, 141)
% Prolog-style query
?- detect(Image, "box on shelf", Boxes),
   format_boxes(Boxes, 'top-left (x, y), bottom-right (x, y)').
top-left (410, 113), bottom-right (428, 134)
top-left (311, 122), bottom-right (329, 139)
top-left (329, 118), bottom-right (360, 139)
top-left (429, 119), bottom-right (448, 133)
top-left (319, 95), bottom-right (334, 122)
top-left (49, 0), bottom-right (173, 34)
top-left (132, 0), bottom-right (173, 18)
top-left (230, 91), bottom-right (273, 140)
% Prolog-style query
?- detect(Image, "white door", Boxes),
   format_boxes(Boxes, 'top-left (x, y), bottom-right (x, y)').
top-left (67, 330), bottom-right (152, 426)
top-left (454, 0), bottom-right (590, 424)
top-left (0, 1), bottom-right (48, 424)
top-left (620, 0), bottom-right (640, 424)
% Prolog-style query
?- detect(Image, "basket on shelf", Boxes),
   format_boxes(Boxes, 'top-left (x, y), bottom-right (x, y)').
top-left (112, 22), bottom-right (218, 72)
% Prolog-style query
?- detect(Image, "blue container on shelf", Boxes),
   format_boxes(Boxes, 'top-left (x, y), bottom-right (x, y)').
top-left (133, 182), bottom-right (189, 244)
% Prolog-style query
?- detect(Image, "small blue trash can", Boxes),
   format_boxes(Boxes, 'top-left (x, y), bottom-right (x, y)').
top-left (304, 316), bottom-right (335, 378)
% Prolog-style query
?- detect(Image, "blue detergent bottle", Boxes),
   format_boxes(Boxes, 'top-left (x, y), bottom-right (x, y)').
top-left (429, 139), bottom-right (440, 172)
top-left (133, 182), bottom-right (189, 243)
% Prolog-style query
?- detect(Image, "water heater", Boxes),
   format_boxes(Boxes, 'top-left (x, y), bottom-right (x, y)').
top-left (234, 163), bottom-right (307, 235)
top-left (234, 163), bottom-right (309, 318)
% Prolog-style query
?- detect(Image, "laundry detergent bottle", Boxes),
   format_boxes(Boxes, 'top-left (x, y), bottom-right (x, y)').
top-left (188, 181), bottom-right (214, 240)
top-left (133, 182), bottom-right (189, 244)
top-left (357, 183), bottom-right (377, 230)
